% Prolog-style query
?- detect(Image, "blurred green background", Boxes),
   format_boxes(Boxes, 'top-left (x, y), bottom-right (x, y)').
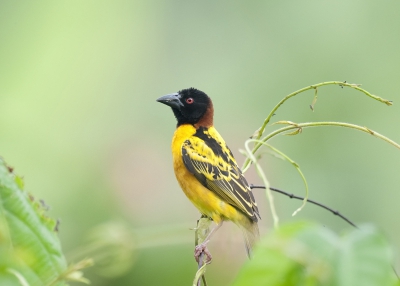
top-left (1, 1), bottom-right (400, 285)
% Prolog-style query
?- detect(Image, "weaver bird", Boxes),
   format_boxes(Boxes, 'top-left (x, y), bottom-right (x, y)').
top-left (157, 88), bottom-right (260, 262)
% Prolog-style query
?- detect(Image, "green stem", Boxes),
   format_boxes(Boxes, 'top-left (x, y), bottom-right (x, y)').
top-left (260, 121), bottom-right (400, 154)
top-left (241, 120), bottom-right (400, 228)
top-left (244, 139), bottom-right (279, 228)
top-left (242, 81), bottom-right (392, 170)
top-left (258, 143), bottom-right (309, 216)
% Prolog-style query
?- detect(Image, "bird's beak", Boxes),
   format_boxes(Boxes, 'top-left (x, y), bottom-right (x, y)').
top-left (156, 93), bottom-right (183, 109)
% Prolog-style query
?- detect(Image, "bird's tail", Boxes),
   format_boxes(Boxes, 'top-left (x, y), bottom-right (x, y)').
top-left (237, 217), bottom-right (260, 258)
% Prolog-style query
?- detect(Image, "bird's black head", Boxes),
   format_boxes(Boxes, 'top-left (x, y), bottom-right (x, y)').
top-left (157, 88), bottom-right (213, 127)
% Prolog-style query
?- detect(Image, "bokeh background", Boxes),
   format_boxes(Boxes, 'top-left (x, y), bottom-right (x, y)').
top-left (1, 1), bottom-right (400, 285)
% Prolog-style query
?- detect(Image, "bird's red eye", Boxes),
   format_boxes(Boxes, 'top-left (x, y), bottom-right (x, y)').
top-left (186, 98), bottom-right (194, 104)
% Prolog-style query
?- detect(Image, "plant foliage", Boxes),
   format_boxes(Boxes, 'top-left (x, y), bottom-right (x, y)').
top-left (233, 222), bottom-right (399, 286)
top-left (0, 158), bottom-right (90, 286)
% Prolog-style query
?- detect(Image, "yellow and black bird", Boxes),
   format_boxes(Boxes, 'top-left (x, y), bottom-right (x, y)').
top-left (157, 88), bottom-right (260, 261)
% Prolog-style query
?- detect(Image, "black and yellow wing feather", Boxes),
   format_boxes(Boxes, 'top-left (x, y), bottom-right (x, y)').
top-left (181, 126), bottom-right (260, 222)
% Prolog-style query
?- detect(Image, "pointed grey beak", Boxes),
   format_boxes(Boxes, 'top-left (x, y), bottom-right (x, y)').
top-left (156, 93), bottom-right (183, 109)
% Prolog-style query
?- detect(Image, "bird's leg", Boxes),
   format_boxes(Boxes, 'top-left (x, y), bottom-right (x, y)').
top-left (194, 221), bottom-right (223, 263)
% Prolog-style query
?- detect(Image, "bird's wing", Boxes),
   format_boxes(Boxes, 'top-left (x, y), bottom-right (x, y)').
top-left (181, 127), bottom-right (259, 221)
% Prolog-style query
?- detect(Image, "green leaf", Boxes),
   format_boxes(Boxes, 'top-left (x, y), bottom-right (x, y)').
top-left (334, 225), bottom-right (394, 286)
top-left (233, 222), bottom-right (398, 286)
top-left (0, 158), bottom-right (68, 286)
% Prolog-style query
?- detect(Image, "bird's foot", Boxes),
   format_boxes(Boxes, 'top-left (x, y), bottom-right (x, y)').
top-left (194, 242), bottom-right (212, 263)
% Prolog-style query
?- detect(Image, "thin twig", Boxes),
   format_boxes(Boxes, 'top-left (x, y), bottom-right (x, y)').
top-left (242, 81), bottom-right (392, 170)
top-left (245, 121), bottom-right (400, 168)
top-left (250, 185), bottom-right (358, 228)
top-left (243, 140), bottom-right (309, 217)
top-left (201, 270), bottom-right (207, 286)
top-left (242, 140), bottom-right (278, 228)
top-left (197, 253), bottom-right (204, 286)
top-left (255, 81), bottom-right (391, 141)
top-left (194, 217), bottom-right (210, 286)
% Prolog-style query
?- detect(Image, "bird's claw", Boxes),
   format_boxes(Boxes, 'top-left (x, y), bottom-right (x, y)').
top-left (195, 243), bottom-right (212, 263)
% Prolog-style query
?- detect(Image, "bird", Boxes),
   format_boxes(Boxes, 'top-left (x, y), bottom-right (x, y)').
top-left (157, 88), bottom-right (260, 262)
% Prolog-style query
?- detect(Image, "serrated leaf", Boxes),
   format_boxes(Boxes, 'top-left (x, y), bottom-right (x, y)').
top-left (0, 158), bottom-right (68, 286)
